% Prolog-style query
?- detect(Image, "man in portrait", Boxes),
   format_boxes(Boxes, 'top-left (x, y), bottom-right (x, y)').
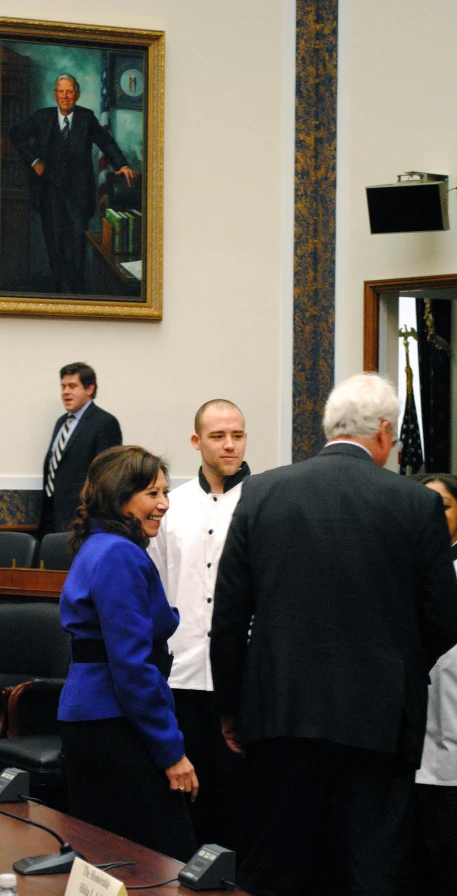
top-left (10, 73), bottom-right (135, 295)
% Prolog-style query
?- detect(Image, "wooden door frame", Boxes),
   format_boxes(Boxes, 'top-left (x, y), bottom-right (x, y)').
top-left (364, 273), bottom-right (457, 370)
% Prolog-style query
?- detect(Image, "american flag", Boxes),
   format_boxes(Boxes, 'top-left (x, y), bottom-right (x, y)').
top-left (98, 51), bottom-right (110, 212)
top-left (399, 367), bottom-right (424, 475)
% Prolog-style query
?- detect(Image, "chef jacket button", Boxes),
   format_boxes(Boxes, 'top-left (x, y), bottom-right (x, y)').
top-left (207, 562), bottom-right (212, 568)
top-left (207, 598), bottom-right (212, 603)
top-left (208, 529), bottom-right (213, 534)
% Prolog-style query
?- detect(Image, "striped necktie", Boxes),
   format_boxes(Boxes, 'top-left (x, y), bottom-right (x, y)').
top-left (62, 116), bottom-right (70, 144)
top-left (45, 414), bottom-right (75, 498)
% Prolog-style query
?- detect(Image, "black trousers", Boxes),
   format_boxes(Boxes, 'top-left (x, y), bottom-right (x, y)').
top-left (237, 737), bottom-right (417, 896)
top-left (40, 185), bottom-right (88, 294)
top-left (172, 689), bottom-right (249, 861)
top-left (61, 717), bottom-right (197, 863)
top-left (415, 783), bottom-right (457, 896)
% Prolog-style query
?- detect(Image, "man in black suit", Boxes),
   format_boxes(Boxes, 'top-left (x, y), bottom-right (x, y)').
top-left (210, 373), bottom-right (457, 896)
top-left (39, 362), bottom-right (122, 536)
top-left (10, 73), bottom-right (135, 294)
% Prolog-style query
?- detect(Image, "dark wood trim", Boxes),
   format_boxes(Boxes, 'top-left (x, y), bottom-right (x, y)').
top-left (0, 525), bottom-right (38, 533)
top-left (364, 273), bottom-right (457, 371)
top-left (0, 568), bottom-right (66, 599)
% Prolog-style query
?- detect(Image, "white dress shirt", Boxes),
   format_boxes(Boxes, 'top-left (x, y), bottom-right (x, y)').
top-left (148, 467), bottom-right (249, 691)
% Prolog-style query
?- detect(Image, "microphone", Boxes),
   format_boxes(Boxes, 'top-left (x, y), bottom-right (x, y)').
top-left (0, 770), bottom-right (85, 876)
top-left (14, 842), bottom-right (86, 876)
top-left (0, 805), bottom-right (85, 875)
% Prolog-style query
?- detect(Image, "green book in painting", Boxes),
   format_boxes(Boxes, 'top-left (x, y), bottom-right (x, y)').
top-left (105, 208), bottom-right (123, 253)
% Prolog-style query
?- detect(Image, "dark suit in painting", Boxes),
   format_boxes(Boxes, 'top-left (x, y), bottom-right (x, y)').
top-left (210, 444), bottom-right (457, 896)
top-left (10, 105), bottom-right (129, 293)
top-left (40, 402), bottom-right (122, 535)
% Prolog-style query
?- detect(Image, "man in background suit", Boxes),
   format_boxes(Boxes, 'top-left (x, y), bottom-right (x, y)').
top-left (210, 373), bottom-right (457, 896)
top-left (39, 362), bottom-right (122, 536)
top-left (10, 73), bottom-right (135, 294)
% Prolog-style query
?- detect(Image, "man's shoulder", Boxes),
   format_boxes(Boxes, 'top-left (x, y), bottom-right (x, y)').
top-left (86, 403), bottom-right (120, 424)
top-left (168, 477), bottom-right (200, 504)
top-left (35, 107), bottom-right (57, 116)
top-left (72, 105), bottom-right (96, 120)
top-left (243, 462), bottom-right (299, 490)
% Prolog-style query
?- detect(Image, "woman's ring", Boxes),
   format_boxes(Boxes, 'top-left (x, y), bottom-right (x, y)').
top-left (178, 785), bottom-right (185, 791)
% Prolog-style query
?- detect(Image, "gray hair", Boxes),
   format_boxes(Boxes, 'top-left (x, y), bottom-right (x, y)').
top-left (55, 74), bottom-right (80, 92)
top-left (323, 373), bottom-right (399, 440)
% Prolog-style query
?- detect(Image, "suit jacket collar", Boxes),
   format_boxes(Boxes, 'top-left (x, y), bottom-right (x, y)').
top-left (60, 402), bottom-right (98, 459)
top-left (48, 104), bottom-right (87, 151)
top-left (318, 442), bottom-right (374, 463)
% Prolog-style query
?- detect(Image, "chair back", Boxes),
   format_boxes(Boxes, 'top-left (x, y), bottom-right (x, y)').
top-left (0, 532), bottom-right (38, 568)
top-left (38, 533), bottom-right (72, 570)
top-left (0, 602), bottom-right (70, 690)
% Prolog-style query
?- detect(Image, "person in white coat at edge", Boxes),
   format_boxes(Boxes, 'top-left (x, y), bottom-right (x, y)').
top-left (416, 472), bottom-right (457, 896)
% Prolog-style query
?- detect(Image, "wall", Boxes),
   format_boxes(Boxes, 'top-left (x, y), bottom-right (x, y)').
top-left (335, 0), bottom-right (457, 382)
top-left (0, 0), bottom-right (295, 495)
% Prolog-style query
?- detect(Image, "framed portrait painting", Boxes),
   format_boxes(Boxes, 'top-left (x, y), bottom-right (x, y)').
top-left (0, 17), bottom-right (164, 321)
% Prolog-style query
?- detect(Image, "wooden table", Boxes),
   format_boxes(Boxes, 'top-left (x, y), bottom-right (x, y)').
top-left (0, 802), bottom-right (247, 895)
top-left (0, 569), bottom-right (66, 600)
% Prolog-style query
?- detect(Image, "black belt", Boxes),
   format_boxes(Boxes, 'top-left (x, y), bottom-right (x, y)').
top-left (71, 638), bottom-right (173, 680)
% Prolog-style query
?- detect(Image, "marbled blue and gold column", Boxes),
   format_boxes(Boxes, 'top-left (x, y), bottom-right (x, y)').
top-left (294, 0), bottom-right (337, 460)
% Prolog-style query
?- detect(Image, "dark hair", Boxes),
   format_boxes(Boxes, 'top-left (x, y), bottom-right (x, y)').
top-left (69, 446), bottom-right (169, 554)
top-left (194, 399), bottom-right (244, 435)
top-left (60, 362), bottom-right (97, 398)
top-left (420, 473), bottom-right (457, 503)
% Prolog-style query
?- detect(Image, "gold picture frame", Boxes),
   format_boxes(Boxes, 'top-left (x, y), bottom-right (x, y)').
top-left (0, 17), bottom-right (164, 321)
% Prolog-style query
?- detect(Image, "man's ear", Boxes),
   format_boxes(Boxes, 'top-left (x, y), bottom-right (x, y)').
top-left (190, 433), bottom-right (200, 452)
top-left (86, 383), bottom-right (96, 398)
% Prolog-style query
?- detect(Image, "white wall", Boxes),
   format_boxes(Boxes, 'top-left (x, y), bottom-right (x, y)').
top-left (336, 0), bottom-right (457, 382)
top-left (0, 0), bottom-right (295, 487)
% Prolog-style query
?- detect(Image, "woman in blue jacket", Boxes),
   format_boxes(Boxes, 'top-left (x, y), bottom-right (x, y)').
top-left (58, 445), bottom-right (198, 861)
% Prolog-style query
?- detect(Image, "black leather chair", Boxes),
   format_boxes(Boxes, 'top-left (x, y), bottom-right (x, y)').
top-left (0, 601), bottom-right (70, 807)
top-left (38, 533), bottom-right (72, 571)
top-left (0, 532), bottom-right (38, 568)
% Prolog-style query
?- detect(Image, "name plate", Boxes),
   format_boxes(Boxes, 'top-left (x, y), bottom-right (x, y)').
top-left (65, 857), bottom-right (127, 896)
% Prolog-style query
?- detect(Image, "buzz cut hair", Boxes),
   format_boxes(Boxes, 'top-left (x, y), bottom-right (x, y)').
top-left (194, 399), bottom-right (245, 435)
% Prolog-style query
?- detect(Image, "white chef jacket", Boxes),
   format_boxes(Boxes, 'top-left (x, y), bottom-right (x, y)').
top-left (148, 464), bottom-right (250, 691)
top-left (416, 547), bottom-right (457, 785)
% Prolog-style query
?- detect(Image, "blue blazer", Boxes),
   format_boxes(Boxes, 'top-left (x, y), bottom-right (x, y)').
top-left (58, 527), bottom-right (184, 769)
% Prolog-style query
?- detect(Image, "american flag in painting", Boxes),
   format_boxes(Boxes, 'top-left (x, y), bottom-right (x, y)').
top-left (98, 51), bottom-right (110, 212)
top-left (399, 368), bottom-right (424, 475)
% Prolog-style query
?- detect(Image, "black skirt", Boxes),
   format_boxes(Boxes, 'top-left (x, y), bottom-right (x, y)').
top-left (61, 716), bottom-right (197, 863)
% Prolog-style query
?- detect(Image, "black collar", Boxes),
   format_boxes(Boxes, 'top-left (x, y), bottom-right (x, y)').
top-left (198, 461), bottom-right (251, 494)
